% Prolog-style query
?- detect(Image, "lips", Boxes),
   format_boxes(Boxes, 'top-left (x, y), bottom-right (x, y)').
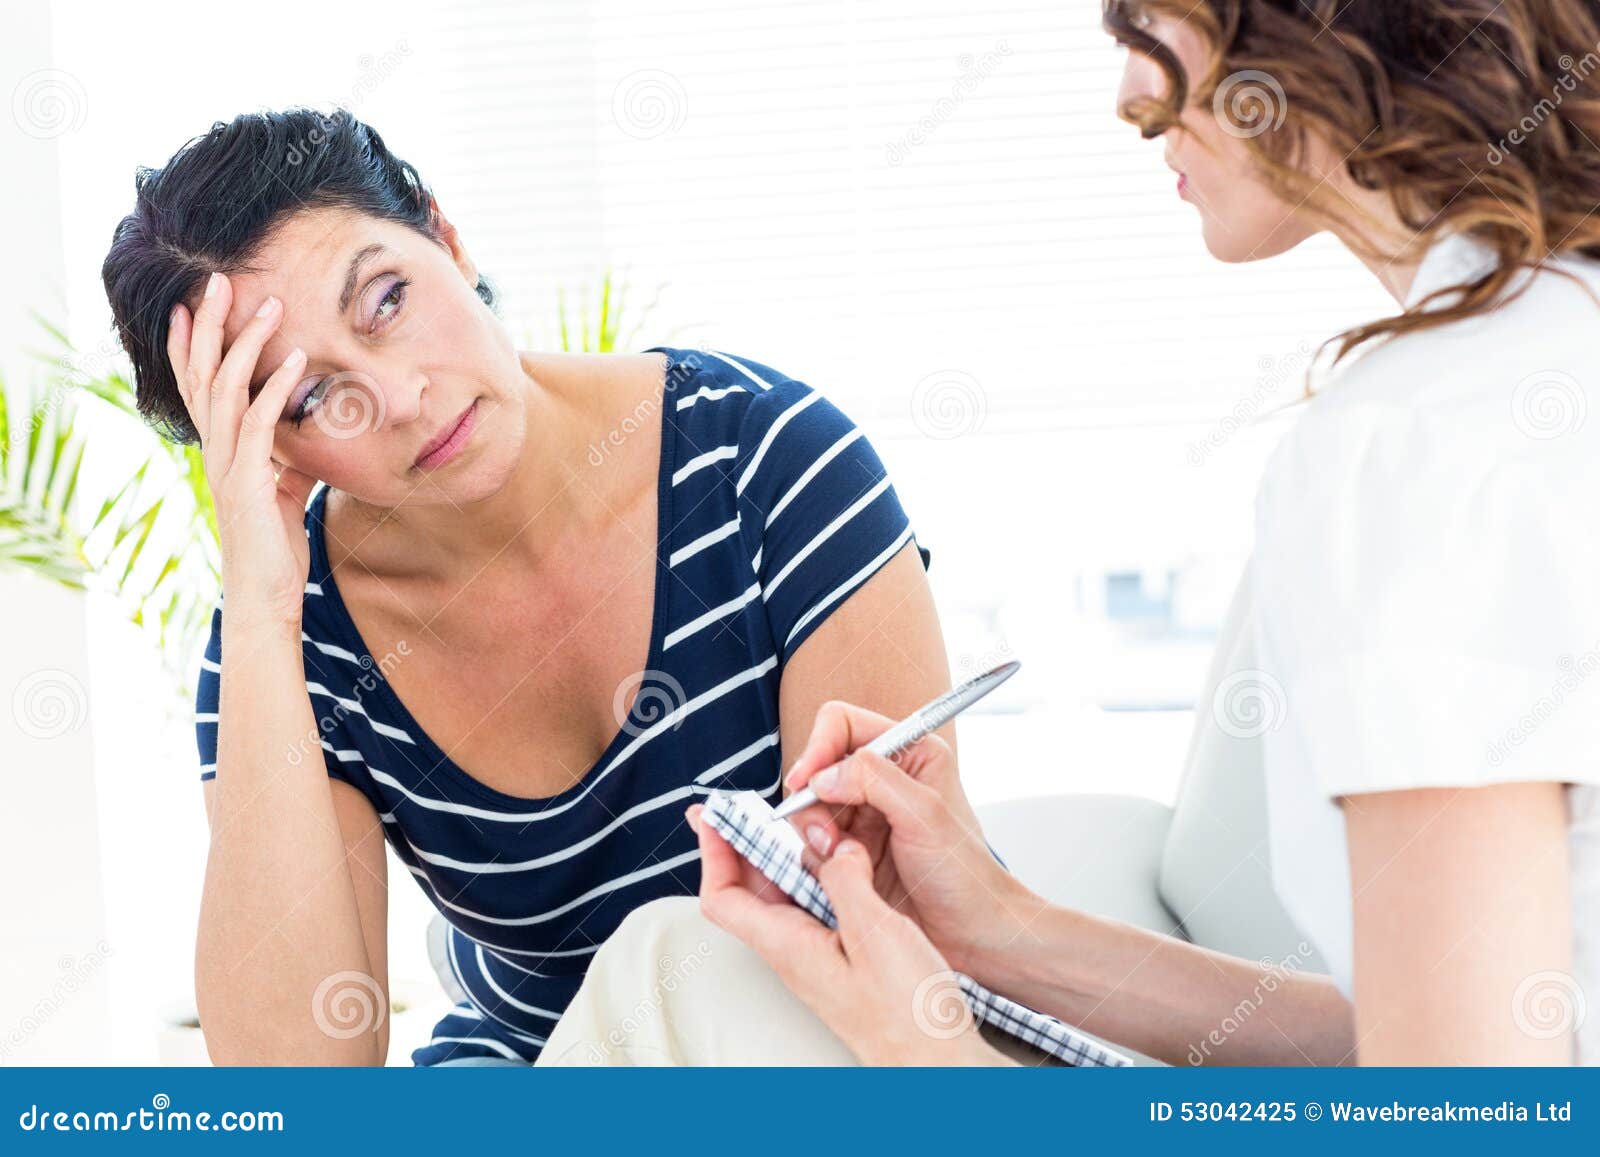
top-left (413, 400), bottom-right (478, 469)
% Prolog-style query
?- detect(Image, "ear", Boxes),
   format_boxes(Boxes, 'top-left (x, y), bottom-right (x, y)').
top-left (428, 196), bottom-right (480, 289)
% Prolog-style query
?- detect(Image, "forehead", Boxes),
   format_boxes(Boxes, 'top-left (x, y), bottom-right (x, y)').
top-left (215, 207), bottom-right (401, 346)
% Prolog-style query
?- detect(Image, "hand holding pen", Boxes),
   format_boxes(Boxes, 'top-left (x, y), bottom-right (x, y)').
top-left (774, 661), bottom-right (1019, 820)
top-left (738, 662), bottom-right (1041, 979)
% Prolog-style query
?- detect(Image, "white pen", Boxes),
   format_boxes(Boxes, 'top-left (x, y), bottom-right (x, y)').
top-left (770, 659), bottom-right (1021, 821)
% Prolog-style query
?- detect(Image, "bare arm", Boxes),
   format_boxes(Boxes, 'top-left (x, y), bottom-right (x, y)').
top-left (196, 617), bottom-right (391, 1065)
top-left (776, 541), bottom-right (955, 783)
top-left (173, 274), bottom-right (390, 1065)
top-left (1344, 782), bottom-right (1575, 1064)
top-left (965, 895), bottom-right (1355, 1066)
top-left (963, 784), bottom-right (1576, 1066)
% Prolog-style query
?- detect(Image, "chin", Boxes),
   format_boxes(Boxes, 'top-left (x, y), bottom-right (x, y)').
top-left (1199, 214), bottom-right (1317, 264)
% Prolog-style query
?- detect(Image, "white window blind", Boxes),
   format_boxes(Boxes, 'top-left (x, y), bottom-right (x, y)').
top-left (415, 0), bottom-right (1391, 430)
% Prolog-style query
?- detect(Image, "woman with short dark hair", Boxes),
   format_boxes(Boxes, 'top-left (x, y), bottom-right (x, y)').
top-left (102, 107), bottom-right (953, 1066)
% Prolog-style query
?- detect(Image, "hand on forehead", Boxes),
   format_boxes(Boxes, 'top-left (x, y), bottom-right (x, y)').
top-left (211, 209), bottom-right (362, 341)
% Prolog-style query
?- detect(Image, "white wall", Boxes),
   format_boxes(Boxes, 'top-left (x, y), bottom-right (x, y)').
top-left (0, 3), bottom-right (114, 1065)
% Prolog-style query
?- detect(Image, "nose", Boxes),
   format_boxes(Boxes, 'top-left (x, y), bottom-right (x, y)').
top-left (1115, 47), bottom-right (1164, 127)
top-left (376, 368), bottom-right (427, 429)
top-left (314, 364), bottom-right (425, 440)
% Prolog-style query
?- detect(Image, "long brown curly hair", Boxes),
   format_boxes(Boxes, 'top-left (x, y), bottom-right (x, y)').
top-left (1104, 0), bottom-right (1600, 367)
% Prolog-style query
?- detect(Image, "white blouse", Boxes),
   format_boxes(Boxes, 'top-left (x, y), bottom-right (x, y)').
top-left (1207, 229), bottom-right (1599, 1064)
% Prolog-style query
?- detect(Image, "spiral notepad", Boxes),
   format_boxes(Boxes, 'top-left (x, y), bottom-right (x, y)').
top-left (701, 791), bottom-right (1132, 1067)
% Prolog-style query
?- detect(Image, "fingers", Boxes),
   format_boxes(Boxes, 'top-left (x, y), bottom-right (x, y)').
top-left (689, 804), bottom-right (745, 896)
top-left (784, 700), bottom-right (899, 795)
top-left (235, 345), bottom-right (305, 467)
top-left (800, 809), bottom-right (889, 875)
top-left (275, 464), bottom-right (320, 511)
top-left (689, 804), bottom-right (788, 905)
top-left (690, 806), bottom-right (835, 969)
top-left (816, 840), bottom-right (894, 957)
top-left (785, 800), bottom-right (848, 861)
top-left (208, 294), bottom-right (286, 474)
top-left (186, 272), bottom-right (232, 433)
top-left (811, 747), bottom-right (942, 837)
top-left (166, 303), bottom-right (203, 436)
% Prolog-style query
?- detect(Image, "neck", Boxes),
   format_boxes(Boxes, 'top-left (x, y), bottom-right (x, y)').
top-left (1323, 175), bottom-right (1427, 305)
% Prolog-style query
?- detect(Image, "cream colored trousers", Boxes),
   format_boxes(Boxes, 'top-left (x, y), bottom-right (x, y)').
top-left (534, 896), bottom-right (1057, 1066)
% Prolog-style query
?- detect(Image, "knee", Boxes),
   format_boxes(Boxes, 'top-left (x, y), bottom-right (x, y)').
top-left (597, 895), bottom-right (774, 1005)
top-left (602, 896), bottom-right (725, 973)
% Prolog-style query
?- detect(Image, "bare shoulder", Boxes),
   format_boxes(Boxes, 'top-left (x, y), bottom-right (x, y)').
top-left (522, 349), bottom-right (670, 407)
top-left (524, 350), bottom-right (672, 484)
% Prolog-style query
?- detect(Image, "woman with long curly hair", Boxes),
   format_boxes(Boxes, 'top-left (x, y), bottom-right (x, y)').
top-left (539, 0), bottom-right (1600, 1066)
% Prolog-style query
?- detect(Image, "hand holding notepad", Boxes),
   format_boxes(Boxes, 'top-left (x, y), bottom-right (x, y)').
top-left (700, 790), bottom-right (1132, 1067)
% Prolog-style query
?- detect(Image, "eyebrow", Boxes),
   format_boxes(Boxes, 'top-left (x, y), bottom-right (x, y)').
top-left (249, 242), bottom-right (390, 394)
top-left (338, 243), bottom-right (389, 314)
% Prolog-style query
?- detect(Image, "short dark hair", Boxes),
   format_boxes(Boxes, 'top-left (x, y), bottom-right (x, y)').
top-left (101, 106), bottom-right (497, 445)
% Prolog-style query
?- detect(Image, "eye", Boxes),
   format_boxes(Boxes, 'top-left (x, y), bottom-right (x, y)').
top-left (290, 377), bottom-right (331, 427)
top-left (370, 277), bottom-right (409, 333)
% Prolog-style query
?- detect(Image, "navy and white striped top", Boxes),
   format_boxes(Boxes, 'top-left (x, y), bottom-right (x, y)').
top-left (194, 347), bottom-right (929, 1065)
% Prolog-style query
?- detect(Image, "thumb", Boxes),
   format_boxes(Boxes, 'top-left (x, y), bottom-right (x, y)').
top-left (817, 839), bottom-right (892, 954)
top-left (275, 464), bottom-right (319, 510)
